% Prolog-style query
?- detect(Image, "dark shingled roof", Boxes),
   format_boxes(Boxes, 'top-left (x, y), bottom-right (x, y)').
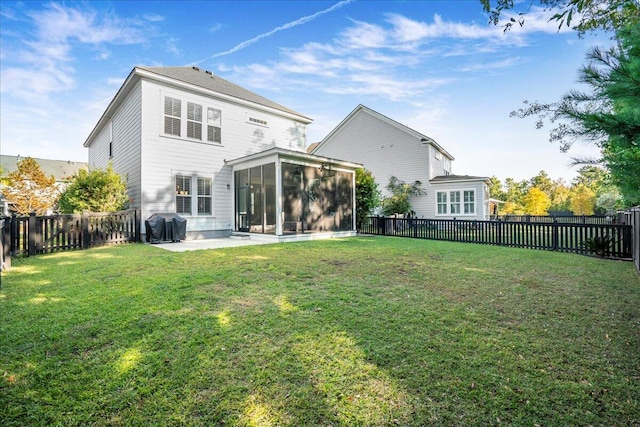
top-left (1, 155), bottom-right (88, 182)
top-left (137, 66), bottom-right (311, 121)
top-left (430, 174), bottom-right (490, 182)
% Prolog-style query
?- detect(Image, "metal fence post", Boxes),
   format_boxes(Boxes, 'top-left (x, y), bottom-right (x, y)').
top-left (552, 217), bottom-right (559, 251)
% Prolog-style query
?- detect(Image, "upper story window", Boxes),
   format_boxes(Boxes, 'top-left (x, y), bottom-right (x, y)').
top-left (164, 96), bottom-right (181, 137)
top-left (187, 102), bottom-right (203, 140)
top-left (434, 150), bottom-right (441, 160)
top-left (207, 108), bottom-right (222, 143)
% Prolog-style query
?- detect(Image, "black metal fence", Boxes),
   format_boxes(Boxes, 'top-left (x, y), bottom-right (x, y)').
top-left (617, 206), bottom-right (640, 271)
top-left (1, 210), bottom-right (140, 271)
top-left (498, 214), bottom-right (613, 224)
top-left (359, 216), bottom-right (633, 260)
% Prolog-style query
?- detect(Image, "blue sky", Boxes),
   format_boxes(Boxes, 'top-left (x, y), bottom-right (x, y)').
top-left (0, 0), bottom-right (611, 182)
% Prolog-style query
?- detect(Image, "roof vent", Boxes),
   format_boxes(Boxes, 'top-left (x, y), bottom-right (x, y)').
top-left (192, 66), bottom-right (200, 71)
top-left (205, 70), bottom-right (212, 76)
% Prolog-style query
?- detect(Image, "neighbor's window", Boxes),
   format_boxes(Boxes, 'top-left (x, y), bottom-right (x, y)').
top-left (164, 96), bottom-right (181, 136)
top-left (437, 191), bottom-right (447, 214)
top-left (197, 177), bottom-right (212, 215)
top-left (187, 102), bottom-right (203, 140)
top-left (207, 108), bottom-right (222, 143)
top-left (464, 190), bottom-right (475, 214)
top-left (450, 191), bottom-right (461, 214)
top-left (176, 175), bottom-right (192, 215)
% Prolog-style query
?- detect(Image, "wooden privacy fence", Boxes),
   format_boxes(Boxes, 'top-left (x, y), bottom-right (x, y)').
top-left (359, 216), bottom-right (633, 260)
top-left (1, 210), bottom-right (140, 271)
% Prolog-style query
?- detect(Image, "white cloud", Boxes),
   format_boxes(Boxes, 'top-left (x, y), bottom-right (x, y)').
top-left (205, 0), bottom-right (354, 60)
top-left (1, 3), bottom-right (152, 98)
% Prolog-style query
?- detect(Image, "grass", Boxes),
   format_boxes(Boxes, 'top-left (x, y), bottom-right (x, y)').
top-left (1, 237), bottom-right (639, 426)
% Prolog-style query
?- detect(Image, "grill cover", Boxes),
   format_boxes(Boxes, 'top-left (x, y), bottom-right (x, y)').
top-left (145, 213), bottom-right (187, 243)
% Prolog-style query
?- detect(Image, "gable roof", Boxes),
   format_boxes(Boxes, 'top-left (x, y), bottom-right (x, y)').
top-left (138, 66), bottom-right (311, 121)
top-left (1, 155), bottom-right (88, 182)
top-left (84, 66), bottom-right (312, 147)
top-left (311, 104), bottom-right (454, 160)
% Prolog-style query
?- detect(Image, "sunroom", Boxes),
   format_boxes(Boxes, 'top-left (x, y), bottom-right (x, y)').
top-left (226, 148), bottom-right (361, 240)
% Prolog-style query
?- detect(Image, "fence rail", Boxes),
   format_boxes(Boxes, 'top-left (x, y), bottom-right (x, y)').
top-left (359, 216), bottom-right (633, 260)
top-left (498, 214), bottom-right (613, 225)
top-left (1, 210), bottom-right (140, 271)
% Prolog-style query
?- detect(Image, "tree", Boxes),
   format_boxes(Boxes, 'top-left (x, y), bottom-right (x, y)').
top-left (569, 184), bottom-right (597, 214)
top-left (549, 179), bottom-right (571, 212)
top-left (57, 164), bottom-right (129, 213)
top-left (529, 170), bottom-right (554, 194)
top-left (511, 24), bottom-right (640, 206)
top-left (355, 168), bottom-right (380, 229)
top-left (523, 187), bottom-right (551, 215)
top-left (488, 176), bottom-right (507, 201)
top-left (481, 0), bottom-right (640, 36)
top-left (3, 157), bottom-right (59, 215)
top-left (380, 176), bottom-right (425, 216)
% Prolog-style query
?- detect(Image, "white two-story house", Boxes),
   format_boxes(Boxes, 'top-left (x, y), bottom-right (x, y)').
top-left (84, 66), bottom-right (360, 240)
top-left (311, 105), bottom-right (491, 220)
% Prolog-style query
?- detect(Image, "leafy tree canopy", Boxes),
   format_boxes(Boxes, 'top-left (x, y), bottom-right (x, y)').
top-left (58, 164), bottom-right (129, 214)
top-left (511, 24), bottom-right (640, 206)
top-left (481, 0), bottom-right (639, 36)
top-left (523, 187), bottom-right (551, 215)
top-left (3, 157), bottom-right (58, 215)
top-left (381, 176), bottom-right (425, 216)
top-left (355, 168), bottom-right (380, 228)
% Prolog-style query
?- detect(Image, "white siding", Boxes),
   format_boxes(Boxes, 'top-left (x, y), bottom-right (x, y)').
top-left (430, 181), bottom-right (488, 220)
top-left (88, 82), bottom-right (142, 209)
top-left (313, 109), bottom-right (433, 216)
top-left (138, 80), bottom-right (308, 237)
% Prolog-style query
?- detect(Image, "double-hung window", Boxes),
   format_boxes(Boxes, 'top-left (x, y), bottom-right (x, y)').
top-left (437, 192), bottom-right (447, 214)
top-left (197, 177), bottom-right (212, 215)
top-left (207, 108), bottom-right (222, 143)
top-left (187, 102), bottom-right (203, 140)
top-left (464, 190), bottom-right (475, 214)
top-left (164, 96), bottom-right (181, 136)
top-left (450, 191), bottom-right (461, 214)
top-left (176, 175), bottom-right (192, 215)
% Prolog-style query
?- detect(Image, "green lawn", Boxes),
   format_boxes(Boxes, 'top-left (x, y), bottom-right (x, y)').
top-left (1, 237), bottom-right (639, 426)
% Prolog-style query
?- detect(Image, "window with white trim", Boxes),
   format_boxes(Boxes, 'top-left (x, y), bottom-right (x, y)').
top-left (175, 175), bottom-right (192, 214)
top-left (207, 108), bottom-right (222, 143)
top-left (187, 102), bottom-right (203, 140)
top-left (450, 191), bottom-right (461, 214)
top-left (464, 190), bottom-right (475, 214)
top-left (437, 191), bottom-right (447, 214)
top-left (164, 96), bottom-right (181, 136)
top-left (197, 177), bottom-right (212, 215)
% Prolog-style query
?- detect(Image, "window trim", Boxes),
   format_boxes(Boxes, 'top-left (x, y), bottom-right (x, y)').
top-left (175, 175), bottom-right (192, 215)
top-left (435, 189), bottom-right (476, 216)
top-left (174, 174), bottom-right (215, 216)
top-left (187, 102), bottom-right (203, 141)
top-left (197, 177), bottom-right (213, 216)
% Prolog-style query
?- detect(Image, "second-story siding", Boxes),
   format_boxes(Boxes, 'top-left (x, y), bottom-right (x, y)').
top-left (139, 79), bottom-right (308, 233)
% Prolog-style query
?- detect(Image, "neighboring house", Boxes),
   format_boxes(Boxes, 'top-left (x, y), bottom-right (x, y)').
top-left (84, 66), bottom-right (360, 240)
top-left (311, 104), bottom-right (491, 220)
top-left (0, 155), bottom-right (88, 215)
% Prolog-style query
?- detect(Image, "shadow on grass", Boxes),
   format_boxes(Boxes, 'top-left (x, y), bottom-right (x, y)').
top-left (1, 239), bottom-right (639, 426)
